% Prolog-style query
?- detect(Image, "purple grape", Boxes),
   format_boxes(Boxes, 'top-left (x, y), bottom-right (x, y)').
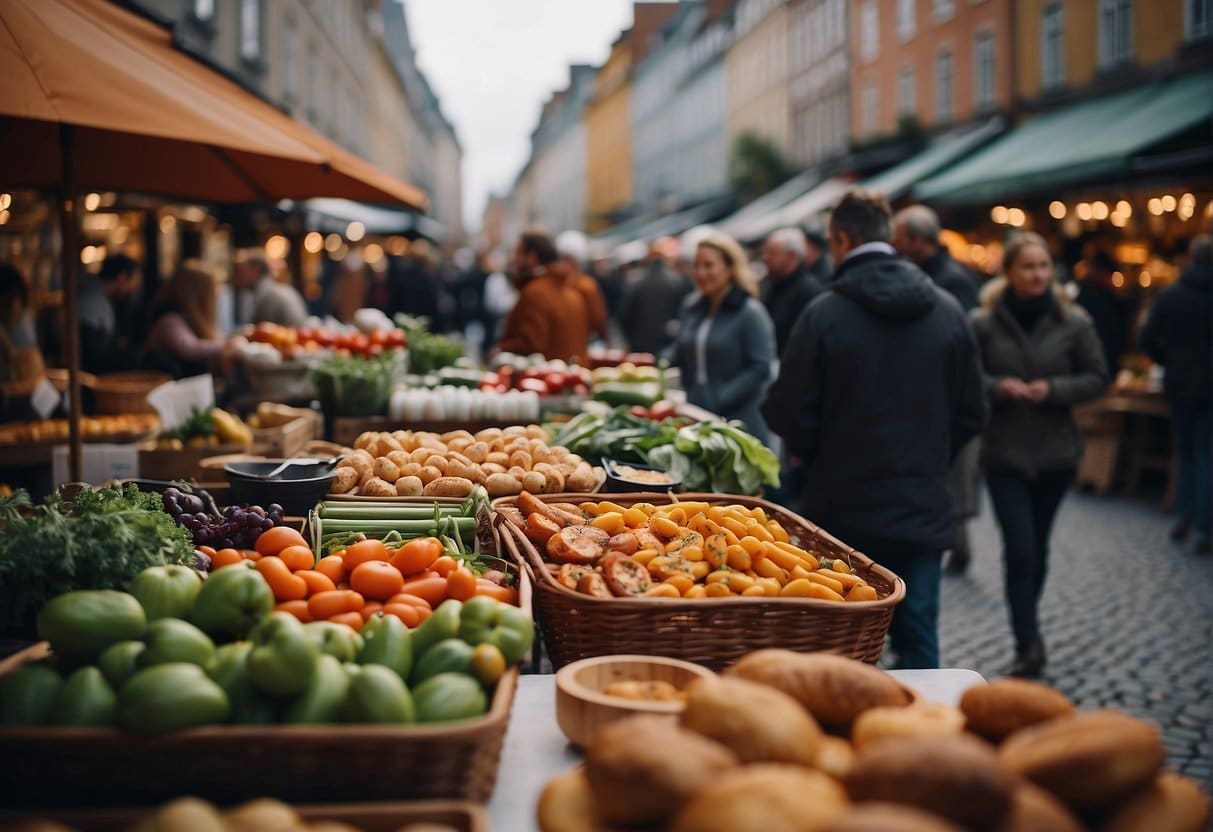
top-left (194, 527), bottom-right (212, 545)
top-left (266, 504), bottom-right (283, 516)
top-left (260, 517), bottom-right (274, 531)
top-left (194, 512), bottom-right (210, 524)
top-left (249, 505), bottom-right (266, 518)
top-left (180, 517), bottom-right (198, 531)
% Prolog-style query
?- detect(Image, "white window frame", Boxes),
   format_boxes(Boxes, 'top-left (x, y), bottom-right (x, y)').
top-left (898, 66), bottom-right (916, 115)
top-left (1186, 0), bottom-right (1213, 39)
top-left (860, 1), bottom-right (879, 63)
top-left (1098, 0), bottom-right (1133, 68)
top-left (933, 0), bottom-right (955, 23)
top-left (193, 0), bottom-right (214, 22)
top-left (934, 49), bottom-right (954, 122)
top-left (861, 80), bottom-right (879, 135)
top-left (240, 0), bottom-right (261, 62)
top-left (974, 31), bottom-right (995, 110)
top-left (1041, 3), bottom-right (1065, 89)
top-left (898, 0), bottom-right (916, 41)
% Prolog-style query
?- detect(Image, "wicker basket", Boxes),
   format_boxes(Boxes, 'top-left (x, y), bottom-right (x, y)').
top-left (495, 492), bottom-right (904, 671)
top-left (92, 371), bottom-right (171, 414)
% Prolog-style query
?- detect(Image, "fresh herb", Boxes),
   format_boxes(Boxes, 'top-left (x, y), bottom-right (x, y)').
top-left (0, 485), bottom-right (195, 632)
top-left (394, 314), bottom-right (464, 375)
top-left (309, 351), bottom-right (398, 416)
top-left (163, 406), bottom-right (213, 441)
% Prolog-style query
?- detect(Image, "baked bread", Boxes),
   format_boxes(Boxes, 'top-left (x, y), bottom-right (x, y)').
top-left (851, 702), bottom-right (966, 749)
top-left (1097, 771), bottom-right (1210, 832)
top-left (994, 784), bottom-right (1085, 832)
top-left (536, 767), bottom-right (616, 832)
top-left (679, 675), bottom-right (822, 765)
top-left (670, 764), bottom-right (849, 832)
top-left (959, 679), bottom-right (1074, 742)
top-left (818, 803), bottom-right (965, 832)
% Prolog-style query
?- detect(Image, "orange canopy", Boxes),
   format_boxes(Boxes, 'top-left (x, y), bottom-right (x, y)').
top-left (0, 0), bottom-right (426, 208)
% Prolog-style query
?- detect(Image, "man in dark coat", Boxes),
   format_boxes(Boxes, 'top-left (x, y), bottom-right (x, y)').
top-left (893, 204), bottom-right (983, 573)
top-left (763, 190), bottom-right (987, 669)
top-left (1140, 236), bottom-right (1212, 554)
top-left (619, 240), bottom-right (692, 356)
top-left (761, 227), bottom-right (826, 356)
top-left (1075, 251), bottom-right (1128, 376)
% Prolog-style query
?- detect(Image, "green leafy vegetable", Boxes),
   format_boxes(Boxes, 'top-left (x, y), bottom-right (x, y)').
top-left (394, 314), bottom-right (465, 375)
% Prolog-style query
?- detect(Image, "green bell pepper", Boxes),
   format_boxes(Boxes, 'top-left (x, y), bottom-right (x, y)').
top-left (128, 564), bottom-right (202, 621)
top-left (357, 613), bottom-right (413, 679)
top-left (139, 618), bottom-right (215, 670)
top-left (342, 664), bottom-right (415, 724)
top-left (97, 640), bottom-right (145, 689)
top-left (36, 590), bottom-right (146, 665)
top-left (458, 595), bottom-right (535, 665)
top-left (284, 654), bottom-right (350, 724)
top-left (0, 664), bottom-right (62, 726)
top-left (410, 638), bottom-right (474, 686)
top-left (247, 612), bottom-right (318, 698)
top-left (411, 599), bottom-right (463, 659)
top-left (413, 672), bottom-right (488, 723)
top-left (50, 666), bottom-right (116, 726)
top-left (208, 641), bottom-right (278, 725)
top-left (305, 620), bottom-right (365, 663)
top-left (190, 563), bottom-right (275, 641)
top-left (117, 663), bottom-right (230, 734)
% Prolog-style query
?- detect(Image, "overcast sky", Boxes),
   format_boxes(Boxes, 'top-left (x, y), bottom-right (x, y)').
top-left (403, 0), bottom-right (641, 233)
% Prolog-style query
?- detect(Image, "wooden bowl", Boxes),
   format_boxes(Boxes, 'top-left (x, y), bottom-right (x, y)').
top-left (555, 654), bottom-right (715, 748)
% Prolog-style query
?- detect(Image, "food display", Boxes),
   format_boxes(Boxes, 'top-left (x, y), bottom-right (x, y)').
top-left (388, 386), bottom-right (542, 423)
top-left (538, 650), bottom-right (1211, 832)
top-left (310, 352), bottom-right (403, 418)
top-left (586, 346), bottom-right (658, 369)
top-left (395, 313), bottom-right (464, 374)
top-left (609, 464), bottom-right (673, 484)
top-left (501, 493), bottom-right (881, 602)
top-left (590, 361), bottom-right (664, 408)
top-left (0, 413), bottom-right (160, 445)
top-left (149, 406), bottom-right (252, 450)
top-left (478, 357), bottom-right (591, 398)
top-left (329, 426), bottom-right (601, 498)
top-left (160, 485), bottom-right (285, 552)
top-left (240, 320), bottom-right (408, 364)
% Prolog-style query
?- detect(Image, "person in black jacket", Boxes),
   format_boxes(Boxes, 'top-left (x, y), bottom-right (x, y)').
top-left (1140, 235), bottom-right (1212, 554)
top-left (761, 227), bottom-right (826, 356)
top-left (893, 204), bottom-right (983, 574)
top-left (762, 190), bottom-right (987, 669)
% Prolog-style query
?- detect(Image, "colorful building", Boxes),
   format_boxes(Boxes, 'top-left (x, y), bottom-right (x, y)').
top-left (788, 0), bottom-right (851, 166)
top-left (726, 0), bottom-right (793, 153)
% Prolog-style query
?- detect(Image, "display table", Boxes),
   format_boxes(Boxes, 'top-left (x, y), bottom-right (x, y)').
top-left (488, 668), bottom-right (985, 832)
top-left (1075, 391), bottom-right (1174, 504)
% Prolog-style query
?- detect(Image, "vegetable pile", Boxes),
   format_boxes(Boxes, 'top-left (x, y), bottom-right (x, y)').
top-left (394, 314), bottom-right (464, 375)
top-left (551, 408), bottom-right (780, 495)
top-left (0, 486), bottom-right (194, 633)
top-left (309, 351), bottom-right (401, 417)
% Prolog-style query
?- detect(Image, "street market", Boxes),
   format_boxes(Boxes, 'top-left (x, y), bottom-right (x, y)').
top-left (0, 0), bottom-right (1210, 830)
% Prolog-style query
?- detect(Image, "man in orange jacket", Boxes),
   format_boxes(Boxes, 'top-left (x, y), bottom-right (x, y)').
top-left (495, 230), bottom-right (592, 363)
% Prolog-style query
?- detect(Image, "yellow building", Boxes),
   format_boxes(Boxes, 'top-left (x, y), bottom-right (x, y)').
top-left (585, 34), bottom-right (633, 232)
top-left (726, 0), bottom-right (792, 154)
top-left (1016, 0), bottom-right (1200, 100)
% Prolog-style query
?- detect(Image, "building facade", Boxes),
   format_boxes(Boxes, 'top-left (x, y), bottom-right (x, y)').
top-left (524, 65), bottom-right (598, 233)
top-left (669, 11), bottom-right (733, 205)
top-left (726, 0), bottom-right (792, 153)
top-left (850, 0), bottom-right (1013, 140)
top-left (585, 35), bottom-right (635, 231)
top-left (788, 0), bottom-right (850, 165)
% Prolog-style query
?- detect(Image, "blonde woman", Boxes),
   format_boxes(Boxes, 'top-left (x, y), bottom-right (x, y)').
top-left (142, 263), bottom-right (231, 378)
top-left (668, 232), bottom-right (776, 444)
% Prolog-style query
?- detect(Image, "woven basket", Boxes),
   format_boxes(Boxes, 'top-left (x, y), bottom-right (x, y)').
top-left (495, 492), bottom-right (904, 671)
top-left (92, 371), bottom-right (171, 414)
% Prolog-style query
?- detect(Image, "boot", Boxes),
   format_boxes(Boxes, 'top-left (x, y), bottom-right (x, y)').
top-left (1009, 638), bottom-right (1046, 678)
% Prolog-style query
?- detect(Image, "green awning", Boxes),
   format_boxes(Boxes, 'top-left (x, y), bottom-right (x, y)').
top-left (859, 116), bottom-right (1003, 201)
top-left (916, 71), bottom-right (1213, 204)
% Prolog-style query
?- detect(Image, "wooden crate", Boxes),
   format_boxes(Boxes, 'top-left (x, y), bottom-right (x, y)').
top-left (138, 441), bottom-right (250, 482)
top-left (250, 407), bottom-right (321, 459)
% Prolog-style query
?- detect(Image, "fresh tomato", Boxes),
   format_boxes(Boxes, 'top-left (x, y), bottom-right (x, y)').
top-left (518, 378), bottom-right (549, 395)
top-left (389, 537), bottom-right (444, 576)
top-left (369, 330), bottom-right (389, 347)
top-left (545, 372), bottom-right (566, 392)
top-left (386, 329), bottom-right (406, 348)
top-left (400, 574), bottom-right (448, 607)
top-left (366, 343), bottom-right (384, 358)
top-left (430, 556), bottom-right (459, 577)
top-left (342, 539), bottom-right (390, 570)
top-left (445, 566), bottom-right (478, 602)
top-left (649, 400), bottom-right (677, 420)
top-left (349, 560), bottom-right (405, 601)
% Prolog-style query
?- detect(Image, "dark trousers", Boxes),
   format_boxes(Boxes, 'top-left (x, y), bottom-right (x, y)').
top-left (1171, 398), bottom-right (1211, 539)
top-left (877, 551), bottom-right (943, 669)
top-left (986, 469), bottom-right (1074, 652)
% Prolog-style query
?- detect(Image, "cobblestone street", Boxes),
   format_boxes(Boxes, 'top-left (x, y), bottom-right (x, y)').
top-left (938, 485), bottom-right (1213, 789)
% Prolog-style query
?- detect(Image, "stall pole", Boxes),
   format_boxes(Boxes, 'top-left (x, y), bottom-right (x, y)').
top-left (59, 123), bottom-right (83, 483)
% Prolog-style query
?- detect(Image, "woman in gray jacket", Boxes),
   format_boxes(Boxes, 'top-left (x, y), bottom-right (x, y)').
top-left (971, 232), bottom-right (1107, 677)
top-left (669, 232), bottom-right (776, 446)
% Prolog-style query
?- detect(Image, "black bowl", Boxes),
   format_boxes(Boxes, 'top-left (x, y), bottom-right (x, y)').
top-left (601, 458), bottom-right (683, 494)
top-left (224, 460), bottom-right (335, 516)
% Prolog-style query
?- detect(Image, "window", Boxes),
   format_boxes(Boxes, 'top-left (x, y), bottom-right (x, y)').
top-left (860, 1), bottom-right (879, 62)
top-left (974, 32), bottom-right (995, 110)
top-left (1186, 0), bottom-right (1213, 39)
top-left (861, 80), bottom-right (879, 135)
top-left (934, 49), bottom-right (954, 121)
top-left (898, 0), bottom-right (916, 41)
top-left (933, 0), bottom-right (954, 22)
top-left (898, 66), bottom-right (916, 114)
top-left (1041, 3), bottom-right (1065, 89)
top-left (193, 0), bottom-right (214, 21)
top-left (240, 0), bottom-right (261, 62)
top-left (1098, 0), bottom-right (1132, 67)
top-left (283, 21), bottom-right (297, 102)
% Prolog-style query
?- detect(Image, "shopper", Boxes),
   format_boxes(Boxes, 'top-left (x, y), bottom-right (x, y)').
top-left (0, 263), bottom-right (42, 384)
top-left (762, 189), bottom-right (986, 669)
top-left (619, 238), bottom-right (692, 356)
top-left (78, 254), bottom-right (144, 374)
top-left (495, 230), bottom-right (591, 363)
top-left (892, 205), bottom-right (983, 574)
top-left (669, 231), bottom-right (776, 445)
top-left (1075, 251), bottom-right (1128, 377)
top-left (761, 227), bottom-right (825, 357)
top-left (557, 231), bottom-right (609, 345)
top-left (143, 263), bottom-right (234, 379)
top-left (230, 250), bottom-right (308, 328)
top-left (972, 232), bottom-right (1108, 677)
top-left (1139, 235), bottom-right (1212, 555)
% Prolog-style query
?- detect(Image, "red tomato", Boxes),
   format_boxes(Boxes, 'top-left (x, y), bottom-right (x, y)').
top-left (386, 329), bottom-right (406, 348)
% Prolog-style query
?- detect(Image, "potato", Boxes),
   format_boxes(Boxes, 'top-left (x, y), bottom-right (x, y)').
top-left (410, 447), bottom-right (436, 466)
top-left (526, 424), bottom-right (549, 440)
top-left (361, 477), bottom-right (397, 497)
top-left (537, 768), bottom-right (610, 832)
top-left (390, 429), bottom-right (410, 445)
top-left (344, 451), bottom-right (374, 477)
top-left (441, 429), bottom-right (474, 443)
top-left (419, 434), bottom-right (446, 450)
top-left (330, 467), bottom-right (359, 494)
top-left (426, 456), bottom-right (449, 475)
top-left (533, 463), bottom-right (566, 493)
top-left (818, 804), bottom-right (964, 832)
top-left (446, 459), bottom-right (486, 484)
top-left (522, 470), bottom-right (547, 493)
top-left (372, 457), bottom-right (401, 483)
top-left (671, 764), bottom-right (848, 832)
top-left (474, 428), bottom-right (503, 444)
top-left (446, 450), bottom-right (473, 466)
top-left (1098, 772), bottom-right (1210, 832)
top-left (998, 784), bottom-right (1085, 832)
top-left (554, 460), bottom-right (580, 479)
top-left (959, 679), bottom-right (1074, 742)
top-left (417, 465), bottom-right (444, 486)
top-left (399, 433), bottom-right (420, 452)
top-left (358, 467), bottom-right (377, 488)
top-left (680, 676), bottom-right (821, 765)
top-left (354, 432), bottom-right (377, 451)
top-left (447, 437), bottom-right (472, 453)
top-left (423, 477), bottom-right (476, 498)
top-left (503, 425), bottom-right (528, 438)
top-left (398, 461), bottom-right (422, 478)
top-left (395, 476), bottom-right (424, 497)
top-left (852, 703), bottom-right (966, 750)
top-left (464, 442), bottom-right (489, 464)
top-left (812, 735), bottom-right (856, 780)
top-left (481, 462), bottom-right (507, 476)
top-left (509, 449), bottom-right (533, 470)
top-left (566, 463), bottom-right (599, 493)
top-left (486, 451), bottom-right (511, 467)
top-left (374, 435), bottom-right (403, 456)
top-left (485, 473), bottom-right (523, 497)
top-left (386, 450), bottom-right (411, 469)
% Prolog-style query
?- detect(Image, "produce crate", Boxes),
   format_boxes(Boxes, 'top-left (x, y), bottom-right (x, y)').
top-left (0, 564), bottom-right (531, 808)
top-left (0, 800), bottom-right (488, 831)
top-left (494, 492), bottom-right (904, 671)
top-left (312, 495), bottom-right (498, 556)
top-left (332, 417), bottom-right (518, 448)
top-left (250, 406), bottom-right (322, 459)
top-left (137, 440), bottom-right (250, 482)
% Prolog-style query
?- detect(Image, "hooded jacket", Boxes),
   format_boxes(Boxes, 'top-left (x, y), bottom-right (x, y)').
top-left (762, 250), bottom-right (986, 555)
top-left (762, 263), bottom-right (826, 357)
top-left (920, 247), bottom-right (980, 311)
top-left (495, 262), bottom-right (591, 362)
top-left (970, 278), bottom-right (1108, 477)
top-left (1139, 258), bottom-right (1211, 402)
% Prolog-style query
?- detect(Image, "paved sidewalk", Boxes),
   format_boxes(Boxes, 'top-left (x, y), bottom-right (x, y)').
top-left (939, 487), bottom-right (1212, 788)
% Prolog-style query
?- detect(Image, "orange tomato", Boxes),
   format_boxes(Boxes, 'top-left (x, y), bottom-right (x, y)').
top-left (430, 555), bottom-right (459, 577)
top-left (240, 549), bottom-right (262, 562)
top-left (275, 600), bottom-right (313, 623)
top-left (445, 566), bottom-right (478, 602)
top-left (256, 556), bottom-right (307, 602)
top-left (474, 579), bottom-right (518, 605)
top-left (315, 555), bottom-right (346, 585)
top-left (210, 548), bottom-right (245, 570)
top-left (255, 526), bottom-right (309, 557)
top-left (382, 603), bottom-right (426, 628)
top-left (279, 545), bottom-right (316, 572)
top-left (360, 601), bottom-right (384, 621)
top-left (296, 569), bottom-right (337, 596)
top-left (328, 611), bottom-right (364, 632)
top-left (342, 539), bottom-right (390, 570)
top-left (197, 545), bottom-right (217, 557)
top-left (349, 560), bottom-right (405, 601)
top-left (385, 592), bottom-right (433, 612)
top-left (307, 589), bottom-right (365, 620)
top-left (389, 537), bottom-right (444, 576)
top-left (401, 574), bottom-right (448, 607)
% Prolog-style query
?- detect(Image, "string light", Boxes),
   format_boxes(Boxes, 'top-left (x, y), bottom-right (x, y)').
top-left (303, 232), bottom-right (324, 254)
top-left (159, 215), bottom-right (176, 232)
top-left (1007, 208), bottom-right (1026, 227)
top-left (1110, 213), bottom-right (1127, 227)
top-left (346, 221), bottom-right (366, 242)
top-left (363, 243), bottom-right (385, 265)
top-left (0, 194), bottom-right (11, 211)
top-left (1077, 203), bottom-right (1093, 221)
top-left (1091, 201), bottom-right (1109, 220)
top-left (1048, 201), bottom-right (1066, 219)
top-left (1160, 195), bottom-right (1177, 212)
top-left (1139, 271), bottom-right (1152, 288)
top-left (324, 233), bottom-right (343, 253)
top-left (83, 193), bottom-right (101, 212)
top-left (265, 235), bottom-right (290, 259)
top-left (1147, 198), bottom-right (1163, 216)
top-left (1116, 200), bottom-right (1131, 217)
top-left (991, 206), bottom-right (1009, 224)
top-left (1111, 272), bottom-right (1125, 288)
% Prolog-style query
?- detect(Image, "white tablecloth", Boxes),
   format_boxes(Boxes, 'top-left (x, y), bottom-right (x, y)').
top-left (487, 668), bottom-right (985, 832)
